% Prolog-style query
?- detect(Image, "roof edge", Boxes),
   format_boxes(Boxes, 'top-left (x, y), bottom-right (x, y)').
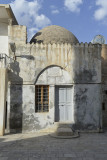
top-left (0, 4), bottom-right (18, 25)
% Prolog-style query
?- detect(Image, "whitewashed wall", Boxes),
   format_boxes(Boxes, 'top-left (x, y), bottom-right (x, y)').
top-left (0, 23), bottom-right (8, 55)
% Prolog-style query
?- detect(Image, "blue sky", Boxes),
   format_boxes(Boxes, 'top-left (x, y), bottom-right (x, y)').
top-left (1, 0), bottom-right (107, 43)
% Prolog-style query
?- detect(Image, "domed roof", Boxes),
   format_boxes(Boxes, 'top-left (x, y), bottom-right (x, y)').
top-left (30, 25), bottom-right (79, 44)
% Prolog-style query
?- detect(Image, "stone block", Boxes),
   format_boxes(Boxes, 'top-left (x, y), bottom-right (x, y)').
top-left (47, 67), bottom-right (62, 77)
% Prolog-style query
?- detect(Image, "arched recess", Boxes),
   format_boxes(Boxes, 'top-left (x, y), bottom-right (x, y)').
top-left (35, 65), bottom-right (72, 85)
top-left (35, 65), bottom-right (74, 123)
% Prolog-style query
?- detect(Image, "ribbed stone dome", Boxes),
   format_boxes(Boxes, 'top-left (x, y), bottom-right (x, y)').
top-left (30, 25), bottom-right (79, 44)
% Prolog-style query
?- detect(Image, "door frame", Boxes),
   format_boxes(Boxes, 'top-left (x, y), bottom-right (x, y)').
top-left (55, 85), bottom-right (73, 123)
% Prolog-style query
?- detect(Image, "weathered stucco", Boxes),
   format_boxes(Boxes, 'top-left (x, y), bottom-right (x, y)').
top-left (6, 65), bottom-right (102, 133)
top-left (8, 25), bottom-right (27, 45)
top-left (0, 22), bottom-right (104, 134)
top-left (8, 42), bottom-right (101, 84)
top-left (102, 44), bottom-right (107, 83)
top-left (1, 5), bottom-right (107, 136)
top-left (7, 67), bottom-right (72, 132)
top-left (5, 25), bottom-right (102, 133)
top-left (0, 68), bottom-right (7, 135)
top-left (7, 84), bottom-right (54, 133)
top-left (73, 84), bottom-right (102, 131)
top-left (7, 83), bottom-right (102, 133)
top-left (101, 45), bottom-right (107, 127)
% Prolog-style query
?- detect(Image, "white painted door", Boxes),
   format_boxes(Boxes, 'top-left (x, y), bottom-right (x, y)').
top-left (55, 86), bottom-right (72, 122)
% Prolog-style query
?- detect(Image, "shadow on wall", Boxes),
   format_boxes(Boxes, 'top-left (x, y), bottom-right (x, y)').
top-left (55, 86), bottom-right (59, 122)
top-left (8, 61), bottom-right (23, 133)
top-left (102, 56), bottom-right (107, 83)
top-left (30, 32), bottom-right (43, 44)
top-left (101, 56), bottom-right (107, 128)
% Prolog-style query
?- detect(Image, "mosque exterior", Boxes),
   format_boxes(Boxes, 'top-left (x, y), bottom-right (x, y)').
top-left (0, 4), bottom-right (107, 135)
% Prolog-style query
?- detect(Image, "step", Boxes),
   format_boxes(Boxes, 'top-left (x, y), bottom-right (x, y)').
top-left (39, 122), bottom-right (73, 133)
top-left (56, 127), bottom-right (74, 136)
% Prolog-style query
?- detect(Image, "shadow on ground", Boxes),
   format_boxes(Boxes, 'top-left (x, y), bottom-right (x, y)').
top-left (0, 131), bottom-right (107, 160)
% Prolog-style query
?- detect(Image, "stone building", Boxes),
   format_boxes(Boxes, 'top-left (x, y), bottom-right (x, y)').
top-left (0, 4), bottom-right (107, 135)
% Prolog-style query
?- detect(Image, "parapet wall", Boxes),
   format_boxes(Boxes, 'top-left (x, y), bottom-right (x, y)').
top-left (8, 25), bottom-right (27, 45)
top-left (8, 42), bottom-right (102, 84)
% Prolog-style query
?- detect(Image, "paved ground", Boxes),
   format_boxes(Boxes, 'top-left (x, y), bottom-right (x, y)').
top-left (0, 131), bottom-right (107, 160)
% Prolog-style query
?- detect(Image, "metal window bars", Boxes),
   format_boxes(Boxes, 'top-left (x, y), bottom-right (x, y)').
top-left (35, 85), bottom-right (49, 112)
top-left (0, 53), bottom-right (14, 68)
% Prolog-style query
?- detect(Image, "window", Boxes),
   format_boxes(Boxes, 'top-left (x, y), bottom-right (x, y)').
top-left (35, 85), bottom-right (49, 112)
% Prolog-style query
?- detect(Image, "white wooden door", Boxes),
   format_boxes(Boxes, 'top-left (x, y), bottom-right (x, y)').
top-left (55, 86), bottom-right (72, 122)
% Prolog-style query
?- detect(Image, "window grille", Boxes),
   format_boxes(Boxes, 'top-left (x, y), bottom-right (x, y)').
top-left (35, 85), bottom-right (49, 112)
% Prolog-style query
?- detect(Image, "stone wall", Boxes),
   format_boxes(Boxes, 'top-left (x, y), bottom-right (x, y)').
top-left (102, 44), bottom-right (107, 83)
top-left (102, 85), bottom-right (107, 127)
top-left (7, 83), bottom-right (102, 132)
top-left (8, 25), bottom-right (27, 45)
top-left (6, 42), bottom-right (102, 133)
top-left (7, 67), bottom-right (72, 133)
top-left (8, 42), bottom-right (101, 84)
top-left (73, 84), bottom-right (102, 131)
top-left (101, 45), bottom-right (107, 127)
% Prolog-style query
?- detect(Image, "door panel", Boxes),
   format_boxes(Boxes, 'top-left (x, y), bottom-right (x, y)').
top-left (55, 86), bottom-right (72, 122)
